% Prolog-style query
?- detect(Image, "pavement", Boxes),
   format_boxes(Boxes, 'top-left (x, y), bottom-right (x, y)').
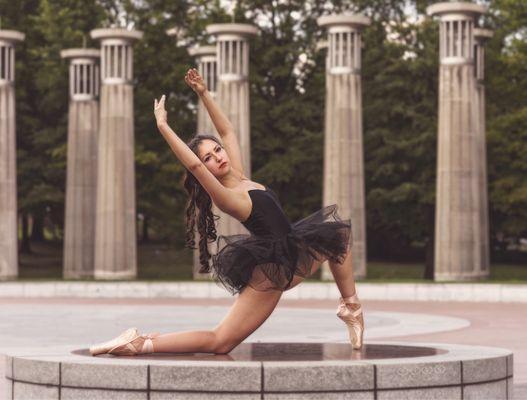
top-left (0, 296), bottom-right (525, 399)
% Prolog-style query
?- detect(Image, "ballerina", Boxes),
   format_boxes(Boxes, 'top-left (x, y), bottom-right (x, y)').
top-left (89, 68), bottom-right (364, 356)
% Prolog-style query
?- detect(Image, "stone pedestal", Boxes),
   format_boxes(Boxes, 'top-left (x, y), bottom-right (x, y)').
top-left (61, 49), bottom-right (100, 279)
top-left (0, 30), bottom-right (24, 281)
top-left (205, 24), bottom-right (258, 239)
top-left (188, 45), bottom-right (219, 280)
top-left (427, 2), bottom-right (488, 281)
top-left (317, 15), bottom-right (370, 280)
top-left (90, 28), bottom-right (143, 279)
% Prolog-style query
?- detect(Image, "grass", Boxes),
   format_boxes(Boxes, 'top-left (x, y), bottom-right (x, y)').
top-left (10, 240), bottom-right (527, 283)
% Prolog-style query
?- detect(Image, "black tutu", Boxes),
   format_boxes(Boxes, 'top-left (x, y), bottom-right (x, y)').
top-left (210, 204), bottom-right (352, 296)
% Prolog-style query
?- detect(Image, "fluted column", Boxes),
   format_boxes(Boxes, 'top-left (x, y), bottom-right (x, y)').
top-left (205, 24), bottom-right (258, 240)
top-left (474, 28), bottom-right (493, 278)
top-left (0, 30), bottom-right (24, 281)
top-left (188, 44), bottom-right (219, 280)
top-left (317, 15), bottom-right (370, 280)
top-left (61, 49), bottom-right (100, 279)
top-left (427, 2), bottom-right (488, 281)
top-left (90, 28), bottom-right (143, 279)
top-left (189, 45), bottom-right (218, 135)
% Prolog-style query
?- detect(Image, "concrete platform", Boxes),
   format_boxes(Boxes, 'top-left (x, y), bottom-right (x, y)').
top-left (3, 341), bottom-right (513, 399)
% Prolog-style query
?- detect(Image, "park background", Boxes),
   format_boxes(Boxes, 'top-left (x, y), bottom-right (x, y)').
top-left (0, 0), bottom-right (525, 282)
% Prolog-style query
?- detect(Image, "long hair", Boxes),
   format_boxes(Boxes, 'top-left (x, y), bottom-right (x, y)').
top-left (183, 134), bottom-right (223, 273)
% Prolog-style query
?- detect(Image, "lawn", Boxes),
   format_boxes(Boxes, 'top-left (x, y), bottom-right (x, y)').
top-left (12, 241), bottom-right (527, 283)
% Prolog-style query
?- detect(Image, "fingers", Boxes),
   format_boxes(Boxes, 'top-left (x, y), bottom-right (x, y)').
top-left (153, 95), bottom-right (165, 110)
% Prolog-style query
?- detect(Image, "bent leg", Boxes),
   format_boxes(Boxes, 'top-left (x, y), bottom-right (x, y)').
top-left (152, 269), bottom-right (283, 354)
top-left (212, 270), bottom-right (283, 353)
top-left (328, 247), bottom-right (357, 298)
top-left (284, 255), bottom-right (325, 291)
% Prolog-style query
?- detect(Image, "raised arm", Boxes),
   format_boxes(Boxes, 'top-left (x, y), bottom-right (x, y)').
top-left (154, 94), bottom-right (244, 215)
top-left (185, 68), bottom-right (245, 176)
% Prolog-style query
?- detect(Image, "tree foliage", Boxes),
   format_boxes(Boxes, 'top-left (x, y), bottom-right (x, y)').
top-left (0, 0), bottom-right (525, 263)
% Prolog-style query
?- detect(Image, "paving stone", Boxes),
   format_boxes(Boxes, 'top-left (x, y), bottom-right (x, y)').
top-left (376, 360), bottom-right (461, 389)
top-left (463, 356), bottom-right (507, 383)
top-left (13, 381), bottom-right (58, 400)
top-left (377, 386), bottom-right (461, 400)
top-left (264, 361), bottom-right (373, 391)
top-left (463, 380), bottom-right (507, 400)
top-left (265, 391), bottom-right (373, 399)
top-left (13, 358), bottom-right (59, 385)
top-left (61, 387), bottom-right (147, 400)
top-left (150, 392), bottom-right (260, 400)
top-left (150, 362), bottom-right (260, 391)
top-left (61, 362), bottom-right (148, 390)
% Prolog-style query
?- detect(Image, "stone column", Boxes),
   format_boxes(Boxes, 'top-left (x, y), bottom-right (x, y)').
top-left (0, 30), bottom-right (24, 281)
top-left (90, 28), bottom-right (143, 279)
top-left (474, 28), bottom-right (493, 278)
top-left (188, 44), bottom-right (219, 280)
top-left (60, 49), bottom-right (100, 279)
top-left (426, 2), bottom-right (488, 281)
top-left (205, 24), bottom-right (258, 239)
top-left (317, 15), bottom-right (370, 280)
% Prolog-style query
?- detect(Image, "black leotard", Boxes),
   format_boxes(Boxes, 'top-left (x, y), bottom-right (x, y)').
top-left (209, 184), bottom-right (352, 296)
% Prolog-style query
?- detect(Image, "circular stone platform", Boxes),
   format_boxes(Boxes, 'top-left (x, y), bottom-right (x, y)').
top-left (3, 341), bottom-right (513, 399)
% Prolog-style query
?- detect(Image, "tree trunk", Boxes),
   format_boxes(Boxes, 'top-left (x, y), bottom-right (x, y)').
top-left (20, 212), bottom-right (32, 254)
top-left (31, 213), bottom-right (45, 242)
top-left (142, 215), bottom-right (150, 243)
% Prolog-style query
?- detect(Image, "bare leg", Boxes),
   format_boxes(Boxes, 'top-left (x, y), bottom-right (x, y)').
top-left (328, 248), bottom-right (357, 298)
top-left (151, 270), bottom-right (283, 354)
top-left (286, 247), bottom-right (357, 299)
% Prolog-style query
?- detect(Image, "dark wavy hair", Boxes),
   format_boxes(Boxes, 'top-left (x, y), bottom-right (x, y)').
top-left (183, 134), bottom-right (223, 273)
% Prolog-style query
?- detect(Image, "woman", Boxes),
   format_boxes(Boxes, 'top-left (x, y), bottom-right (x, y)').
top-left (89, 68), bottom-right (364, 356)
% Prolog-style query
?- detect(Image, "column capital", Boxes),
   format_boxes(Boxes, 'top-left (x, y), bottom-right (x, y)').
top-left (90, 28), bottom-right (142, 85)
top-left (0, 30), bottom-right (25, 86)
top-left (473, 29), bottom-right (493, 82)
top-left (206, 23), bottom-right (259, 39)
top-left (317, 14), bottom-right (369, 74)
top-left (61, 48), bottom-right (100, 101)
top-left (189, 45), bottom-right (217, 94)
top-left (317, 14), bottom-right (371, 31)
top-left (60, 48), bottom-right (100, 60)
top-left (0, 29), bottom-right (25, 44)
top-left (188, 45), bottom-right (216, 62)
top-left (427, 2), bottom-right (487, 65)
top-left (426, 2), bottom-right (487, 19)
top-left (474, 28), bottom-right (493, 43)
top-left (206, 24), bottom-right (257, 81)
top-left (316, 40), bottom-right (328, 51)
top-left (90, 28), bottom-right (143, 43)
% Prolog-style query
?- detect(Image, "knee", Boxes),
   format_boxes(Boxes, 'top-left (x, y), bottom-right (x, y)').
top-left (211, 332), bottom-right (239, 354)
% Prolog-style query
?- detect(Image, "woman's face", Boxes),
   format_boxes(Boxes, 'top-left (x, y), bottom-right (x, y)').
top-left (198, 139), bottom-right (231, 177)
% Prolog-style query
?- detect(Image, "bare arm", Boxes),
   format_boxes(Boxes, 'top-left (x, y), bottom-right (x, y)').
top-left (153, 94), bottom-right (245, 216)
top-left (185, 68), bottom-right (245, 175)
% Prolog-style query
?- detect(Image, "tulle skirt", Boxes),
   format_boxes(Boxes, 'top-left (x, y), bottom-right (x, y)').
top-left (210, 204), bottom-right (352, 296)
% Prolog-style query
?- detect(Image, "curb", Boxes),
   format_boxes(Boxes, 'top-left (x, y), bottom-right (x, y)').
top-left (0, 281), bottom-right (526, 302)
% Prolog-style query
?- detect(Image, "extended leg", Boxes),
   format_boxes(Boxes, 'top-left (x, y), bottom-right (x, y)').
top-left (152, 270), bottom-right (283, 354)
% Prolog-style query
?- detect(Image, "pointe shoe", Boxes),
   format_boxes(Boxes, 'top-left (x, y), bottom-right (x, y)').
top-left (107, 331), bottom-right (160, 356)
top-left (89, 327), bottom-right (139, 356)
top-left (336, 293), bottom-right (364, 350)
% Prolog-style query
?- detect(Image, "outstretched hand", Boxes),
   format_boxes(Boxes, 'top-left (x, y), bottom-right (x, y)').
top-left (154, 94), bottom-right (167, 126)
top-left (185, 68), bottom-right (207, 95)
